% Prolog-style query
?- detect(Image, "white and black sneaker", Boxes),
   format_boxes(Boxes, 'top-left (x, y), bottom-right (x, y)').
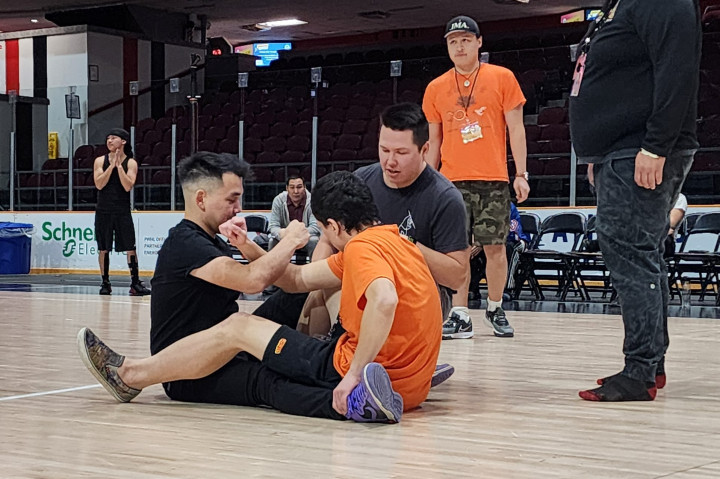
top-left (484, 307), bottom-right (514, 337)
top-left (442, 308), bottom-right (474, 339)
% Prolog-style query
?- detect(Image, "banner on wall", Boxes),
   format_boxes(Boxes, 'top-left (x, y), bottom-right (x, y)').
top-left (0, 208), bottom-right (716, 273)
top-left (3, 212), bottom-right (184, 272)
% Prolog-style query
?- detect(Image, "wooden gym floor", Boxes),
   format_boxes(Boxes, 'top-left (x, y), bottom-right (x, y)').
top-left (1, 282), bottom-right (719, 478)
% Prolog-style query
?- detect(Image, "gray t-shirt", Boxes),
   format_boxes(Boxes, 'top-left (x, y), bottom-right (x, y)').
top-left (355, 163), bottom-right (468, 277)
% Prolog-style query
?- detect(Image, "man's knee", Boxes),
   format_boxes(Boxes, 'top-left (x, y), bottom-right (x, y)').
top-left (220, 312), bottom-right (253, 338)
top-left (483, 244), bottom-right (506, 261)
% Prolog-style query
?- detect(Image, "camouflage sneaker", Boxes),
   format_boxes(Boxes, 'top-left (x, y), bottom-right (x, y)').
top-left (431, 363), bottom-right (455, 388)
top-left (77, 327), bottom-right (141, 402)
top-left (99, 282), bottom-right (112, 295)
top-left (442, 309), bottom-right (474, 339)
top-left (345, 363), bottom-right (403, 423)
top-left (484, 307), bottom-right (514, 337)
top-left (129, 281), bottom-right (151, 296)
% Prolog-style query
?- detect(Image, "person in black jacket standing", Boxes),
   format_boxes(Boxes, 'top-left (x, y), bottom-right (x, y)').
top-left (93, 128), bottom-right (151, 296)
top-left (569, 0), bottom-right (701, 401)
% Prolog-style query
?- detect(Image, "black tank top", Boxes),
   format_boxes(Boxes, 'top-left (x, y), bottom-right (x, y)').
top-left (96, 154), bottom-right (131, 213)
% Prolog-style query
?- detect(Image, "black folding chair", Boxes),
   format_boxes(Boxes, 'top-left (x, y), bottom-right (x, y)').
top-left (672, 212), bottom-right (720, 304)
top-left (568, 215), bottom-right (616, 301)
top-left (519, 212), bottom-right (541, 244)
top-left (514, 212), bottom-right (586, 300)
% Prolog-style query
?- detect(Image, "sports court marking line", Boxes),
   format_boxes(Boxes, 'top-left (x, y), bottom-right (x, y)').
top-left (0, 384), bottom-right (102, 402)
top-left (0, 292), bottom-right (151, 305)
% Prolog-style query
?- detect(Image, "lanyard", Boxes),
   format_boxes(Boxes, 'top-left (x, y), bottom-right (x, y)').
top-left (579, 0), bottom-right (620, 55)
top-left (454, 65), bottom-right (481, 115)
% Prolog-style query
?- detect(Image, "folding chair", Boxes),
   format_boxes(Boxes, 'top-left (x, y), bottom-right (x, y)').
top-left (514, 212), bottom-right (586, 300)
top-left (568, 215), bottom-right (616, 301)
top-left (671, 212), bottom-right (720, 304)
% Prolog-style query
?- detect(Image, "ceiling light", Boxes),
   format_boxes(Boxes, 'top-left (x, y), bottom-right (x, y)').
top-left (256, 19), bottom-right (307, 29)
top-left (30, 19), bottom-right (39, 23)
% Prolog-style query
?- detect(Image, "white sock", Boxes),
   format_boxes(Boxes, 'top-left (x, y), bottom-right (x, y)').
top-left (487, 300), bottom-right (502, 312)
top-left (450, 306), bottom-right (469, 318)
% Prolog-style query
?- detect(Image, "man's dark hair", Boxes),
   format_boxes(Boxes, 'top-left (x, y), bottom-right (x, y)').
top-left (312, 171), bottom-right (379, 232)
top-left (286, 175), bottom-right (304, 186)
top-left (177, 151), bottom-right (251, 187)
top-left (379, 102), bottom-right (429, 150)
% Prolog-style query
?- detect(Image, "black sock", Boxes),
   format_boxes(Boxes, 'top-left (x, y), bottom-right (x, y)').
top-left (581, 374), bottom-right (656, 402)
top-left (102, 253), bottom-right (110, 283)
top-left (128, 255), bottom-right (139, 284)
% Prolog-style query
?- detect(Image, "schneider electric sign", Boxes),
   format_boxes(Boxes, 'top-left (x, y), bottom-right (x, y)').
top-left (41, 221), bottom-right (97, 258)
top-left (7, 212), bottom-right (184, 271)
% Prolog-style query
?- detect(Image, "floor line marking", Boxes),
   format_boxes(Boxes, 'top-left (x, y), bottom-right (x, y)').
top-left (0, 384), bottom-right (102, 402)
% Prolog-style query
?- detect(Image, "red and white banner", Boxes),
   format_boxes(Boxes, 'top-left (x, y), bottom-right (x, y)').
top-left (0, 38), bottom-right (35, 96)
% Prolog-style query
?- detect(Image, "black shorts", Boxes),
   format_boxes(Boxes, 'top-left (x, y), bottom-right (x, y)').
top-left (262, 325), bottom-right (343, 388)
top-left (252, 291), bottom-right (309, 329)
top-left (95, 212), bottom-right (136, 252)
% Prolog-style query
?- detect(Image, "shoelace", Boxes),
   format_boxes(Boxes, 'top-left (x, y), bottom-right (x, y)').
top-left (345, 385), bottom-right (366, 415)
top-left (493, 312), bottom-right (509, 326)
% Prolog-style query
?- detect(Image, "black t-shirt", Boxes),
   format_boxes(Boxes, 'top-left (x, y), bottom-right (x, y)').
top-left (97, 155), bottom-right (132, 214)
top-left (150, 219), bottom-right (239, 354)
top-left (569, 0), bottom-right (700, 161)
top-left (355, 163), bottom-right (468, 255)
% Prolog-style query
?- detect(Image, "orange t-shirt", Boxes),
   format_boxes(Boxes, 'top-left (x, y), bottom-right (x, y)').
top-left (326, 225), bottom-right (442, 410)
top-left (423, 64), bottom-right (526, 183)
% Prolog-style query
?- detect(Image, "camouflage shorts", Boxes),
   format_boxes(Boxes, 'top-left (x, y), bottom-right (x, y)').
top-left (453, 180), bottom-right (511, 246)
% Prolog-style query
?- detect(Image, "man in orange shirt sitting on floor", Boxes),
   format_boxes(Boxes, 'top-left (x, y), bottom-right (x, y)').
top-left (423, 15), bottom-right (530, 338)
top-left (77, 168), bottom-right (441, 423)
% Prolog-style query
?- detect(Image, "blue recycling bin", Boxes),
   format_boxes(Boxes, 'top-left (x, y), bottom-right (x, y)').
top-left (0, 222), bottom-right (34, 274)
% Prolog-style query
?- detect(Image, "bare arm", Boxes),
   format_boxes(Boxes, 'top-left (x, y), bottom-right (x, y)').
top-left (116, 158), bottom-right (138, 192)
top-left (93, 156), bottom-right (114, 190)
top-left (505, 104), bottom-right (530, 203)
top-left (194, 219), bottom-right (309, 294)
top-left (426, 123), bottom-right (443, 170)
top-left (669, 208), bottom-right (686, 234)
top-left (332, 278), bottom-right (397, 414)
top-left (311, 233), bottom-right (336, 262)
top-left (236, 236), bottom-right (341, 293)
top-left (416, 243), bottom-right (470, 291)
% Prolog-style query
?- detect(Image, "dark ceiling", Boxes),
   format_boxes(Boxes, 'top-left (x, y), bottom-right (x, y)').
top-left (0, 1), bottom-right (598, 45)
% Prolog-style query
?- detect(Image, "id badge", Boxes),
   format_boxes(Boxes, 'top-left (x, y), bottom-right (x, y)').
top-left (570, 53), bottom-right (587, 97)
top-left (460, 121), bottom-right (483, 144)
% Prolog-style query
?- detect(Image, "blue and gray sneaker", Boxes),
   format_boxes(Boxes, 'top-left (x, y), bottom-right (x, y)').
top-left (484, 307), bottom-right (514, 337)
top-left (442, 308), bottom-right (474, 339)
top-left (345, 363), bottom-right (403, 423)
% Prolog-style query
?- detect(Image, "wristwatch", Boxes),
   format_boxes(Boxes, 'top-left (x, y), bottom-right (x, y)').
top-left (517, 171), bottom-right (529, 181)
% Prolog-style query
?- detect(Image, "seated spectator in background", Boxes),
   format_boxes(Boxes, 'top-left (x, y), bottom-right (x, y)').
top-left (664, 193), bottom-right (688, 258)
top-left (269, 176), bottom-right (321, 261)
top-left (469, 203), bottom-right (530, 302)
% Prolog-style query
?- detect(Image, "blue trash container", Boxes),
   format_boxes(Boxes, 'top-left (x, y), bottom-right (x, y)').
top-left (0, 222), bottom-right (34, 274)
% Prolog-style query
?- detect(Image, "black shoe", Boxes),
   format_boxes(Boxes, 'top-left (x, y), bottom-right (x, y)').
top-left (484, 307), bottom-right (514, 337)
top-left (129, 281), bottom-right (151, 296)
top-left (99, 282), bottom-right (112, 295)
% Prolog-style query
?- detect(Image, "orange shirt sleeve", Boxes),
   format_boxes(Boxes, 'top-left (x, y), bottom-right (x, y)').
top-left (422, 81), bottom-right (443, 124)
top-left (325, 252), bottom-right (344, 280)
top-left (502, 69), bottom-right (526, 113)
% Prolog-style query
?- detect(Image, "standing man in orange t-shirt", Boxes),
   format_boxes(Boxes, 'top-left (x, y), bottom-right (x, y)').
top-left (423, 15), bottom-right (530, 338)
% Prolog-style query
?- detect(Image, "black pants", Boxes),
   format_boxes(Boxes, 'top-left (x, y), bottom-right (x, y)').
top-left (594, 152), bottom-right (694, 382)
top-left (162, 295), bottom-right (344, 420)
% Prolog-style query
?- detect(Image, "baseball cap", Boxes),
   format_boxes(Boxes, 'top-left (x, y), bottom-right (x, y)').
top-left (107, 128), bottom-right (130, 142)
top-left (444, 15), bottom-right (481, 38)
